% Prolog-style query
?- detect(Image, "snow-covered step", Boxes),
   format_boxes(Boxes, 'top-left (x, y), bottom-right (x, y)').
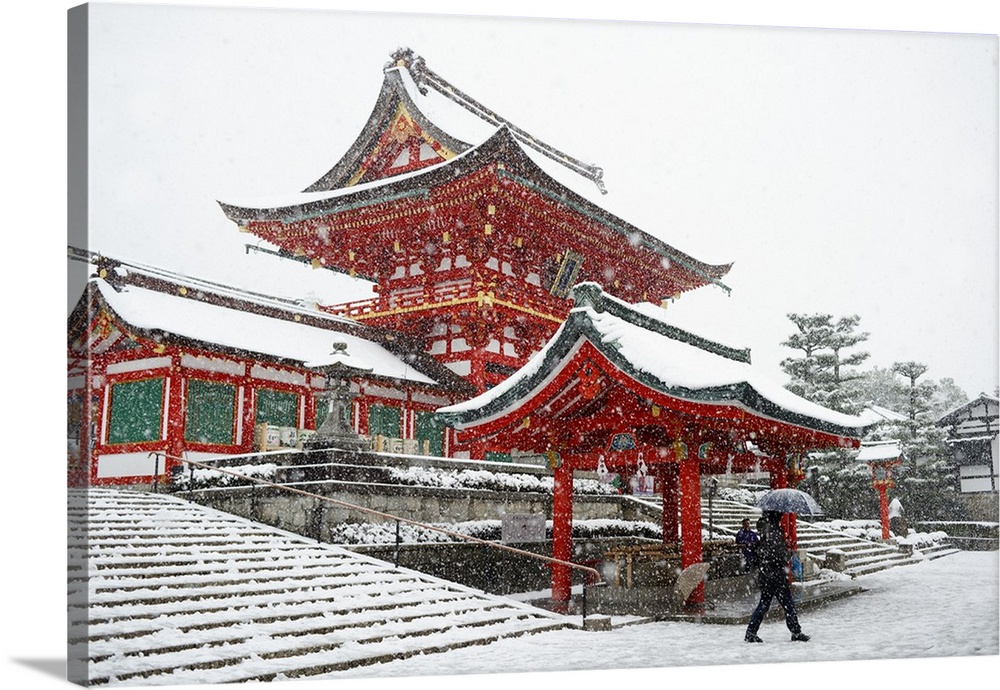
top-left (87, 604), bottom-right (549, 683)
top-left (78, 588), bottom-right (484, 645)
top-left (846, 556), bottom-right (919, 577)
top-left (917, 543), bottom-right (962, 560)
top-left (85, 594), bottom-right (504, 656)
top-left (71, 488), bottom-right (570, 685)
top-left (660, 498), bottom-right (927, 578)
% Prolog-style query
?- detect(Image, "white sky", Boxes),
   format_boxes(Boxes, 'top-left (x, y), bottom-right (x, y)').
top-left (2, 3), bottom-right (999, 690)
top-left (76, 0), bottom-right (999, 399)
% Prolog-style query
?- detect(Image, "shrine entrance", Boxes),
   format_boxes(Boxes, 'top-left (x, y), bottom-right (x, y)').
top-left (438, 283), bottom-right (867, 607)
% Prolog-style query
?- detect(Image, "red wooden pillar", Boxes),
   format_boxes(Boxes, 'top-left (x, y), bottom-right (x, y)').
top-left (241, 381), bottom-right (255, 454)
top-left (88, 374), bottom-right (107, 487)
top-left (660, 462), bottom-right (679, 544)
top-left (679, 455), bottom-right (703, 604)
top-left (551, 458), bottom-right (574, 606)
top-left (768, 460), bottom-right (788, 490)
top-left (469, 439), bottom-right (488, 461)
top-left (877, 486), bottom-right (891, 540)
top-left (164, 357), bottom-right (186, 479)
top-left (356, 394), bottom-right (369, 435)
top-left (303, 383), bottom-right (317, 431)
top-left (784, 514), bottom-right (798, 550)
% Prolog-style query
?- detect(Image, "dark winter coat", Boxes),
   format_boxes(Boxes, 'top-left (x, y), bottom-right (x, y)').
top-left (756, 520), bottom-right (790, 579)
top-left (735, 527), bottom-right (759, 565)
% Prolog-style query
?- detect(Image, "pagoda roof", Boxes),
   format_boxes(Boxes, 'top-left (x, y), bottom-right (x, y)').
top-left (217, 50), bottom-right (732, 292)
top-left (304, 47), bottom-right (606, 195)
top-left (219, 126), bottom-right (732, 290)
top-left (68, 258), bottom-right (470, 393)
top-left (438, 282), bottom-right (869, 445)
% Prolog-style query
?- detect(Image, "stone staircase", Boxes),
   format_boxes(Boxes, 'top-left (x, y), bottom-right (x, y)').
top-left (629, 496), bottom-right (959, 578)
top-left (68, 488), bottom-right (570, 686)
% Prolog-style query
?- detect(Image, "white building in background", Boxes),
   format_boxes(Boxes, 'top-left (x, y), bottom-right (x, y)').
top-left (936, 395), bottom-right (998, 521)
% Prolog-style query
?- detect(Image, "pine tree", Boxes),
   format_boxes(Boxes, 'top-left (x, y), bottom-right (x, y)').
top-left (784, 347), bottom-right (970, 521)
top-left (780, 313), bottom-right (869, 413)
top-left (933, 378), bottom-right (971, 418)
top-left (892, 361), bottom-right (930, 423)
top-left (853, 363), bottom-right (965, 521)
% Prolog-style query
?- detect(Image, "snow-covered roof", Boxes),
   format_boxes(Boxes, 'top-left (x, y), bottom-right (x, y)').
top-left (392, 65), bottom-right (498, 150)
top-left (224, 57), bottom-right (602, 211)
top-left (936, 394), bottom-right (999, 426)
top-left (858, 404), bottom-right (908, 426)
top-left (217, 128), bottom-right (486, 211)
top-left (216, 52), bottom-right (731, 292)
top-left (857, 440), bottom-right (903, 462)
top-left (91, 278), bottom-right (438, 385)
top-left (439, 282), bottom-right (869, 440)
top-left (101, 258), bottom-right (359, 323)
top-left (390, 62), bottom-right (609, 201)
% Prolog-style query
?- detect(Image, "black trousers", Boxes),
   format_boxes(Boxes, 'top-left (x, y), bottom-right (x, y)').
top-left (746, 571), bottom-right (801, 635)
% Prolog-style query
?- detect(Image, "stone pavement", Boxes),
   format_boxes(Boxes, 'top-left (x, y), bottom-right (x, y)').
top-left (655, 577), bottom-right (867, 625)
top-left (526, 576), bottom-right (867, 628)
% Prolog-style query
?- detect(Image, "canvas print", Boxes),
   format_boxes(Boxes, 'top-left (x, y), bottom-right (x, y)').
top-left (66, 3), bottom-right (999, 687)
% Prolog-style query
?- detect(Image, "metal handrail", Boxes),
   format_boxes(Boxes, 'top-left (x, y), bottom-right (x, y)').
top-left (149, 452), bottom-right (605, 625)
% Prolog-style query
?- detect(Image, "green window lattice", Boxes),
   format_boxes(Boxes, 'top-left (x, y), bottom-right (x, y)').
top-left (185, 379), bottom-right (236, 445)
top-left (108, 378), bottom-right (164, 444)
top-left (256, 388), bottom-right (298, 428)
top-left (368, 404), bottom-right (401, 438)
top-left (415, 411), bottom-right (444, 456)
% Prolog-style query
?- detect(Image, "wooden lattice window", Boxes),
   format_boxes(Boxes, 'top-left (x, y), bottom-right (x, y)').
top-left (107, 378), bottom-right (164, 445)
top-left (255, 388), bottom-right (298, 428)
top-left (415, 411), bottom-right (444, 456)
top-left (368, 404), bottom-right (401, 439)
top-left (185, 379), bottom-right (236, 445)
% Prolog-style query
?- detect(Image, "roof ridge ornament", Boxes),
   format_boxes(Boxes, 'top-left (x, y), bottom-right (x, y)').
top-left (573, 282), bottom-right (751, 364)
top-left (571, 282), bottom-right (605, 311)
top-left (387, 47), bottom-right (429, 94)
top-left (387, 47), bottom-right (608, 194)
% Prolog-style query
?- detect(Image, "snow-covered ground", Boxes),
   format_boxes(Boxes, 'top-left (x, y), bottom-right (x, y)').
top-left (328, 550), bottom-right (999, 681)
top-left (5, 513), bottom-right (1000, 690)
top-left (9, 482), bottom-right (997, 690)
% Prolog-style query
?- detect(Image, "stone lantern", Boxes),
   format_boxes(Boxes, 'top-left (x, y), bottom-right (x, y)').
top-left (304, 341), bottom-right (372, 451)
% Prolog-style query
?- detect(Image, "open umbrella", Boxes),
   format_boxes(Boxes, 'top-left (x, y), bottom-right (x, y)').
top-left (756, 488), bottom-right (824, 517)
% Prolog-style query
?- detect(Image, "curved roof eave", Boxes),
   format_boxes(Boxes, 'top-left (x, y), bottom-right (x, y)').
top-left (218, 126), bottom-right (732, 285)
top-left (439, 301), bottom-right (867, 443)
top-left (217, 126), bottom-right (510, 224)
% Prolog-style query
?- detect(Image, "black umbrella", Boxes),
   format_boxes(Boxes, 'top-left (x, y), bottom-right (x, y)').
top-left (756, 488), bottom-right (824, 517)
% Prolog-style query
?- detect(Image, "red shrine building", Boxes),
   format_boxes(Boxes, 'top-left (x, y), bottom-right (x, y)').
top-left (67, 259), bottom-right (472, 486)
top-left (70, 45), bottom-right (867, 536)
top-left (217, 48), bottom-right (731, 459)
top-left (437, 283), bottom-right (868, 603)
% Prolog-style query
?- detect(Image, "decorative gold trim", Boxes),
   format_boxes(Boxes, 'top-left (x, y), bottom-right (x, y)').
top-left (350, 296), bottom-right (563, 323)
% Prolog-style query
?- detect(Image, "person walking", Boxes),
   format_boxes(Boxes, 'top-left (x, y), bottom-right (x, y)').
top-left (744, 510), bottom-right (810, 643)
top-left (735, 518), bottom-right (759, 573)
